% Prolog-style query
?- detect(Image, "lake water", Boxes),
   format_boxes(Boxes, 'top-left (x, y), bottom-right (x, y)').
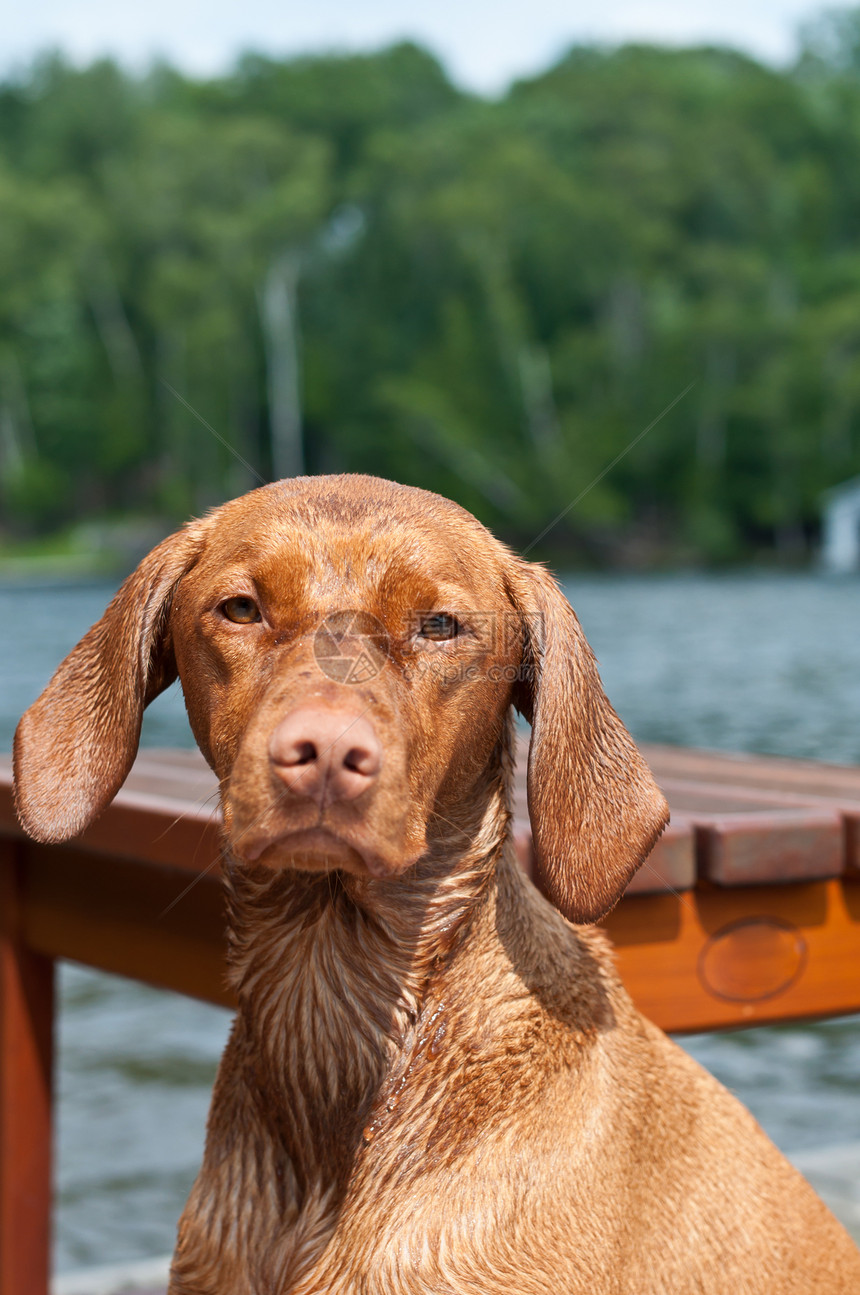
top-left (1, 572), bottom-right (859, 1271)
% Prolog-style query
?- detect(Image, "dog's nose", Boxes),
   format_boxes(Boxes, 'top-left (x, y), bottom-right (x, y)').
top-left (268, 707), bottom-right (383, 806)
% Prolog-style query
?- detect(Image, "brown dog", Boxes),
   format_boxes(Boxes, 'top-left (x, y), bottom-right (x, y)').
top-left (14, 476), bottom-right (860, 1293)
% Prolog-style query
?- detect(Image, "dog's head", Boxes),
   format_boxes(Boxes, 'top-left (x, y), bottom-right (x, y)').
top-left (13, 476), bottom-right (667, 922)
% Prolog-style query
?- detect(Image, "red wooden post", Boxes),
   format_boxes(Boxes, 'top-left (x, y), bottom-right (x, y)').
top-left (0, 841), bottom-right (53, 1295)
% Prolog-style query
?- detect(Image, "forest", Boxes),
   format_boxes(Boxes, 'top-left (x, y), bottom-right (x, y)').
top-left (3, 10), bottom-right (860, 564)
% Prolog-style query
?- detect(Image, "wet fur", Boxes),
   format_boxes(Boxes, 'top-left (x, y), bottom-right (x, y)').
top-left (13, 475), bottom-right (860, 1293)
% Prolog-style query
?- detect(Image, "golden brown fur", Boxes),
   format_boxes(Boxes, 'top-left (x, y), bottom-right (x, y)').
top-left (13, 475), bottom-right (860, 1293)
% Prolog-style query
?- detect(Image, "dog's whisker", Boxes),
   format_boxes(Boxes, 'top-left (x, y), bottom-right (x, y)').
top-left (631, 854), bottom-right (697, 916)
top-left (150, 786), bottom-right (223, 846)
top-left (157, 854), bottom-right (223, 918)
top-left (427, 808), bottom-right (476, 844)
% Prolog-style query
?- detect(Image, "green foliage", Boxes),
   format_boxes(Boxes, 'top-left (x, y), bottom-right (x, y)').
top-left (3, 26), bottom-right (860, 562)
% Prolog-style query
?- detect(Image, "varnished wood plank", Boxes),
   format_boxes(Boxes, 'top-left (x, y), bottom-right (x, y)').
top-left (658, 776), bottom-right (845, 813)
top-left (21, 845), bottom-right (232, 1010)
top-left (603, 877), bottom-right (860, 1033)
top-left (659, 771), bottom-right (860, 876)
top-left (70, 791), bottom-right (223, 877)
top-left (0, 769), bottom-right (223, 880)
top-left (642, 742), bottom-right (860, 796)
top-left (622, 816), bottom-right (696, 894)
top-left (0, 842), bottom-right (52, 1295)
top-left (514, 740), bottom-right (854, 886)
top-left (695, 810), bottom-right (843, 885)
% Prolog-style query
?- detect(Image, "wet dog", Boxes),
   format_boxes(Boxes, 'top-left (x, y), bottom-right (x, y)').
top-left (15, 476), bottom-right (860, 1293)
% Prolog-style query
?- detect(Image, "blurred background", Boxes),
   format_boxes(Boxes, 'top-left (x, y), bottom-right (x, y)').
top-left (7, 5), bottom-right (860, 568)
top-left (3, 0), bottom-right (860, 1280)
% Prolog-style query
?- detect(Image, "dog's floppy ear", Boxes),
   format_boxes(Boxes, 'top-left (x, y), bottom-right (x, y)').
top-left (507, 558), bottom-right (668, 923)
top-left (13, 522), bottom-right (207, 843)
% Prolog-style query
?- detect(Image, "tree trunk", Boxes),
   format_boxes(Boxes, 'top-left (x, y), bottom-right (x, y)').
top-left (259, 253), bottom-right (304, 480)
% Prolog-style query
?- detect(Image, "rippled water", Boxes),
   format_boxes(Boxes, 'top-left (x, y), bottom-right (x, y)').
top-left (1, 572), bottom-right (858, 1272)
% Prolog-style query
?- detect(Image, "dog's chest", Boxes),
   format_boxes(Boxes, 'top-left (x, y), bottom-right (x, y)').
top-left (275, 1045), bottom-right (589, 1295)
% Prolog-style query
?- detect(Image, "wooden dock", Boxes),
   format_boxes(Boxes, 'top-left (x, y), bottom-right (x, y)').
top-left (1, 741), bottom-right (860, 1295)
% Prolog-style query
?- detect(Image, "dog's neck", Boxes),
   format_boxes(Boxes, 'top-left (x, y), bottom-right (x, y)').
top-left (222, 736), bottom-right (512, 1201)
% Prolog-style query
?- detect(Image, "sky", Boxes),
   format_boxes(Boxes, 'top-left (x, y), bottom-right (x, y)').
top-left (1, 0), bottom-right (842, 93)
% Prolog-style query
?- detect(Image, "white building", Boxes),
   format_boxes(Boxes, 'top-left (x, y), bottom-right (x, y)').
top-left (821, 476), bottom-right (860, 573)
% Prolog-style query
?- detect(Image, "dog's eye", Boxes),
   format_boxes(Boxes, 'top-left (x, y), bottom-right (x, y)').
top-left (221, 596), bottom-right (261, 625)
top-left (419, 613), bottom-right (461, 641)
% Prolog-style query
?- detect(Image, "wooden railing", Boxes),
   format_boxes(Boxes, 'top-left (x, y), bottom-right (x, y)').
top-left (1, 742), bottom-right (860, 1295)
